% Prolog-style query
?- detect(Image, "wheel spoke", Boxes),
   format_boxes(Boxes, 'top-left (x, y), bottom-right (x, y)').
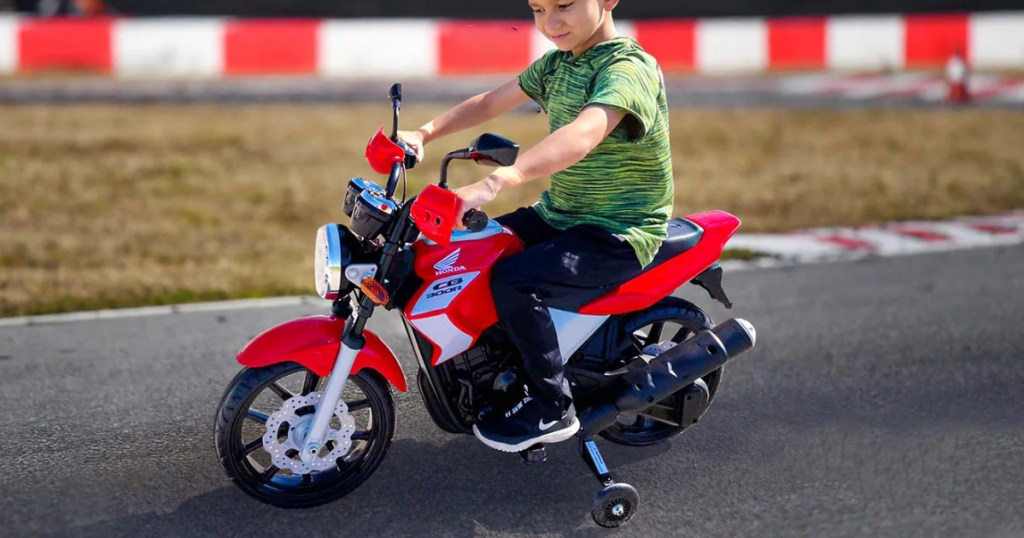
top-left (261, 465), bottom-right (280, 481)
top-left (351, 430), bottom-right (371, 441)
top-left (247, 410), bottom-right (269, 425)
top-left (637, 412), bottom-right (680, 427)
top-left (242, 438), bottom-right (263, 456)
top-left (268, 382), bottom-right (292, 401)
top-left (302, 371), bottom-right (321, 395)
top-left (346, 399), bottom-right (370, 412)
top-left (645, 323), bottom-right (664, 347)
top-left (671, 325), bottom-right (692, 343)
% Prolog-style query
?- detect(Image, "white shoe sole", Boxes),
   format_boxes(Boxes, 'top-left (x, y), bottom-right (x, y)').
top-left (472, 417), bottom-right (581, 453)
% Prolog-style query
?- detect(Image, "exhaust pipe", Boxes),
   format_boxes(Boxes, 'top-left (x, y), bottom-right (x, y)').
top-left (579, 318), bottom-right (757, 435)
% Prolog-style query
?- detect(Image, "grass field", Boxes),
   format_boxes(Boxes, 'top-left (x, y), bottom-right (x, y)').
top-left (2, 105), bottom-right (1023, 317)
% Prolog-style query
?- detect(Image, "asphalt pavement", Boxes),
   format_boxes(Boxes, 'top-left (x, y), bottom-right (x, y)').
top-left (1, 245), bottom-right (1022, 537)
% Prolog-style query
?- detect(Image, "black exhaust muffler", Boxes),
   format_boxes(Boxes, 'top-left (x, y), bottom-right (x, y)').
top-left (578, 318), bottom-right (757, 435)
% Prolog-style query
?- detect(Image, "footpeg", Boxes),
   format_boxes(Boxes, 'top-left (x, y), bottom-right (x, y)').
top-left (519, 444), bottom-right (547, 463)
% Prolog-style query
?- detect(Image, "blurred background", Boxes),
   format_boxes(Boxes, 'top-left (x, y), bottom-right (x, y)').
top-left (1, 5), bottom-right (1022, 536)
top-left (4, 0), bottom-right (1024, 17)
top-left (0, 2), bottom-right (1022, 316)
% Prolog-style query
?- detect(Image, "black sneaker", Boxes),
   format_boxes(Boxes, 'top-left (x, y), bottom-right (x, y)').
top-left (472, 395), bottom-right (580, 452)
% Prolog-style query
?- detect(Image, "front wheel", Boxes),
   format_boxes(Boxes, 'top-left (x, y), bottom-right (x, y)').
top-left (215, 362), bottom-right (396, 508)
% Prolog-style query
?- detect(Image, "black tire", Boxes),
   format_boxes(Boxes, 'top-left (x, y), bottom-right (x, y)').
top-left (215, 362), bottom-right (395, 508)
top-left (598, 297), bottom-right (722, 447)
top-left (591, 483), bottom-right (640, 528)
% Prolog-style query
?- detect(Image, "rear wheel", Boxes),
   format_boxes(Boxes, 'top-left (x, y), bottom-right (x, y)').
top-left (598, 297), bottom-right (721, 447)
top-left (215, 362), bottom-right (395, 508)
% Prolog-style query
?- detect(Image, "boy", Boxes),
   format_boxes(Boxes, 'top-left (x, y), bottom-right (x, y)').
top-left (397, 0), bottom-right (673, 452)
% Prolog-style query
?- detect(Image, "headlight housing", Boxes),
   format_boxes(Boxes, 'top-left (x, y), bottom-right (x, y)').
top-left (314, 224), bottom-right (351, 300)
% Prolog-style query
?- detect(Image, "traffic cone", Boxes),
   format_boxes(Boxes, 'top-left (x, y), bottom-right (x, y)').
top-left (945, 49), bottom-right (970, 105)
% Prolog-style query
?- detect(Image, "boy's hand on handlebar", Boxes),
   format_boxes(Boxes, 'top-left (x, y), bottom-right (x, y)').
top-left (452, 178), bottom-right (500, 230)
top-left (395, 129), bottom-right (426, 163)
top-left (451, 168), bottom-right (523, 229)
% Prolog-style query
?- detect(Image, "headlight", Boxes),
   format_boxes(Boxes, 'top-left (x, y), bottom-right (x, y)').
top-left (314, 224), bottom-right (349, 300)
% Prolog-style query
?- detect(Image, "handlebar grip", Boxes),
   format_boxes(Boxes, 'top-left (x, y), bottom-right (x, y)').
top-left (463, 209), bottom-right (489, 233)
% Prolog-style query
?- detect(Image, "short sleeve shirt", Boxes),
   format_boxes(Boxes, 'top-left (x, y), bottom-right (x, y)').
top-left (518, 37), bottom-right (673, 268)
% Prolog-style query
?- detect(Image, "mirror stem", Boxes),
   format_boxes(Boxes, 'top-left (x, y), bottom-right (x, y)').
top-left (389, 83), bottom-right (402, 141)
top-left (439, 156), bottom-right (453, 190)
top-left (439, 150), bottom-right (470, 190)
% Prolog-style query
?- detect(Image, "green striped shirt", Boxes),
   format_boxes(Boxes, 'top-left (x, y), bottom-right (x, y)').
top-left (519, 37), bottom-right (673, 268)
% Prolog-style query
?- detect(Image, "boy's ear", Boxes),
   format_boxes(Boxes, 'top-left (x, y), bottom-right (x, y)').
top-left (604, 0), bottom-right (620, 10)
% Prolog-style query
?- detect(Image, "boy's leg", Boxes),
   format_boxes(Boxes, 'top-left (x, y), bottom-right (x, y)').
top-left (495, 206), bottom-right (560, 247)
top-left (474, 223), bottom-right (643, 451)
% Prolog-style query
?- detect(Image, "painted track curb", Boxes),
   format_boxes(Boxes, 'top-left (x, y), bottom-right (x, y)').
top-left (0, 296), bottom-right (321, 328)
top-left (1, 212), bottom-right (1021, 327)
top-left (727, 211), bottom-right (1024, 264)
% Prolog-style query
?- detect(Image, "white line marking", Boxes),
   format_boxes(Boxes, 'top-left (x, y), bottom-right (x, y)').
top-left (0, 296), bottom-right (320, 328)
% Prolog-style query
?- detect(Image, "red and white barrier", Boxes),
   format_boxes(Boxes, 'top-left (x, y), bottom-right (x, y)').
top-left (0, 12), bottom-right (1021, 77)
top-left (0, 15), bottom-right (16, 72)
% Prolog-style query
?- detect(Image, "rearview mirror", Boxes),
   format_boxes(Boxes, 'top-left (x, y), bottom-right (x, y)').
top-left (468, 133), bottom-right (519, 167)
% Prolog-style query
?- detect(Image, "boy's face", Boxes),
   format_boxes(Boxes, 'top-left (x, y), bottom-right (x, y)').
top-left (528, 0), bottom-right (616, 56)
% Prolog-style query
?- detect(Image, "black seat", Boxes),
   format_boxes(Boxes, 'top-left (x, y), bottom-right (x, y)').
top-left (642, 218), bottom-right (703, 272)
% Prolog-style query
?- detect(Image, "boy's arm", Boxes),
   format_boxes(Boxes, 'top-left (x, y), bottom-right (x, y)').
top-left (397, 78), bottom-right (531, 160)
top-left (454, 104), bottom-right (626, 223)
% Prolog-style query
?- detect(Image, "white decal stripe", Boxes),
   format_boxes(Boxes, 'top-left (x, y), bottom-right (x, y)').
top-left (409, 313), bottom-right (473, 364)
top-left (410, 272), bottom-right (480, 316)
top-left (114, 18), bottom-right (223, 77)
top-left (0, 15), bottom-right (17, 74)
top-left (549, 308), bottom-right (609, 363)
top-left (318, 19), bottom-right (437, 77)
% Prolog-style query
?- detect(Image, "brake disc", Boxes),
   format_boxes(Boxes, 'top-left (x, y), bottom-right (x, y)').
top-left (261, 391), bottom-right (356, 475)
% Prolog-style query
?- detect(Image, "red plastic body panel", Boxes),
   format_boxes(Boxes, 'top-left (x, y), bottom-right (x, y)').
top-left (237, 315), bottom-right (408, 392)
top-left (405, 230), bottom-right (523, 365)
top-left (365, 128), bottom-right (405, 175)
top-left (579, 211), bottom-right (741, 315)
top-left (410, 185), bottom-right (458, 247)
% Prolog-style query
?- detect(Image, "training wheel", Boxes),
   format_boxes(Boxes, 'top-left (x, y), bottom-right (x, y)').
top-left (591, 483), bottom-right (639, 528)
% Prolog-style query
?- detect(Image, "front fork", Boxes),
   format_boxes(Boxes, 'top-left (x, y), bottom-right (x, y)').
top-left (299, 291), bottom-right (373, 465)
top-left (300, 337), bottom-right (362, 464)
top-left (301, 239), bottom-right (403, 464)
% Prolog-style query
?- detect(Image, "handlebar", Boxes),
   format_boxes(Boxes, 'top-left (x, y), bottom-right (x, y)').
top-left (463, 209), bottom-right (488, 233)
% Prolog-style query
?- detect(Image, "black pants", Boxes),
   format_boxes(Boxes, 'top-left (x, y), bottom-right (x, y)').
top-left (492, 207), bottom-right (644, 416)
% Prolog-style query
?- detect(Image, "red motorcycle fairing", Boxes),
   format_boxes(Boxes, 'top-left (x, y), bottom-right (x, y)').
top-left (236, 315), bottom-right (408, 392)
top-left (579, 210), bottom-right (741, 315)
top-left (404, 226), bottom-right (523, 366)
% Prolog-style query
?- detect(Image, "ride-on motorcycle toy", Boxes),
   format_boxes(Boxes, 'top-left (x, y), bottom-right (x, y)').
top-left (215, 83), bottom-right (757, 527)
